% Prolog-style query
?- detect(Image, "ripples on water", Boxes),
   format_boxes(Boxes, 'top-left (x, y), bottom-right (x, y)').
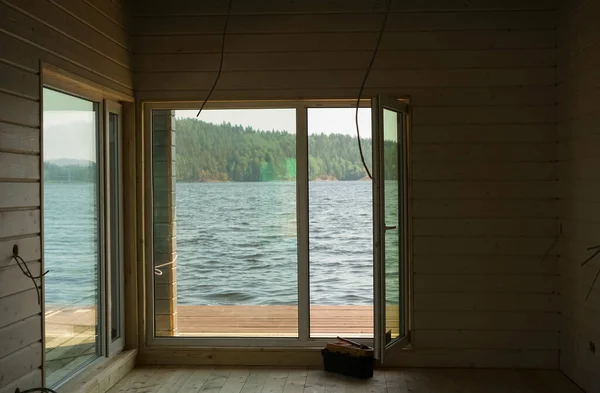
top-left (44, 181), bottom-right (376, 307)
top-left (176, 181), bottom-right (373, 306)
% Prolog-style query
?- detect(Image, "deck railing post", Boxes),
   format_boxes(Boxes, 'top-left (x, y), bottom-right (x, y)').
top-left (152, 110), bottom-right (178, 336)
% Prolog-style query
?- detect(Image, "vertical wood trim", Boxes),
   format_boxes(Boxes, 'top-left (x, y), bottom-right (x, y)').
top-left (122, 102), bottom-right (138, 350)
top-left (38, 59), bottom-right (46, 386)
top-left (296, 105), bottom-right (309, 341)
top-left (142, 104), bottom-right (152, 348)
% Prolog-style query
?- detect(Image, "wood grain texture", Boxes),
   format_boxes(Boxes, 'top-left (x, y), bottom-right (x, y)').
top-left (0, 0), bottom-right (132, 387)
top-left (105, 367), bottom-right (582, 393)
top-left (557, 0), bottom-right (600, 390)
top-left (132, 0), bottom-right (560, 367)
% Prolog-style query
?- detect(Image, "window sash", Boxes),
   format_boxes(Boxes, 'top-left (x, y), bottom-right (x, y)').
top-left (144, 99), bottom-right (407, 349)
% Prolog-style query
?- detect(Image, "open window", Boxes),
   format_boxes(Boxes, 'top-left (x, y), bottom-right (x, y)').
top-left (372, 95), bottom-right (411, 361)
top-left (146, 100), bottom-right (410, 351)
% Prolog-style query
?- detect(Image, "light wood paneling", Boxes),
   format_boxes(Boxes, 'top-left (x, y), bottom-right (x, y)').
top-left (0, 0), bottom-right (132, 388)
top-left (0, 183), bottom-right (40, 209)
top-left (0, 289), bottom-right (40, 330)
top-left (132, 0), bottom-right (559, 368)
top-left (0, 153), bottom-right (40, 181)
top-left (0, 369), bottom-right (42, 393)
top-left (0, 122), bottom-right (40, 155)
top-left (0, 342), bottom-right (43, 390)
top-left (0, 315), bottom-right (42, 359)
top-left (0, 261), bottom-right (41, 298)
top-left (557, 0), bottom-right (600, 391)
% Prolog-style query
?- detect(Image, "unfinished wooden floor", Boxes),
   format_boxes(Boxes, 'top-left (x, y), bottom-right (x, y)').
top-left (107, 367), bottom-right (583, 393)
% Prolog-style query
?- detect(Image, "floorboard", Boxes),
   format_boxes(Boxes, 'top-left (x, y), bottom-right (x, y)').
top-left (107, 367), bottom-right (584, 393)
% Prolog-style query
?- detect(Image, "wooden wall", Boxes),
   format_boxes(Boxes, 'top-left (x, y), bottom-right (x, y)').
top-left (557, 0), bottom-right (600, 392)
top-left (132, 0), bottom-right (559, 368)
top-left (0, 1), bottom-right (132, 391)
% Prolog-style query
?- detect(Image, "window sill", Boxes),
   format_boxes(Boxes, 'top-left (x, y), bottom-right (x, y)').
top-left (56, 349), bottom-right (137, 393)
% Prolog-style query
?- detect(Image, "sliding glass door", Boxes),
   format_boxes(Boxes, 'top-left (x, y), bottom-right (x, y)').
top-left (43, 88), bottom-right (125, 386)
top-left (43, 88), bottom-right (101, 386)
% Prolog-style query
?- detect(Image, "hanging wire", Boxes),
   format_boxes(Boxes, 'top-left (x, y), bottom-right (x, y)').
top-left (12, 245), bottom-right (48, 305)
top-left (196, 0), bottom-right (234, 117)
top-left (355, 0), bottom-right (392, 180)
top-left (580, 244), bottom-right (600, 300)
top-left (541, 223), bottom-right (562, 265)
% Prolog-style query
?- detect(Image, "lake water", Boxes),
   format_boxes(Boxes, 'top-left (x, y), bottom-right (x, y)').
top-left (44, 181), bottom-right (374, 306)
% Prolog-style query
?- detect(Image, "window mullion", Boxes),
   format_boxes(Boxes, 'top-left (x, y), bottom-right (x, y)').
top-left (296, 105), bottom-right (310, 341)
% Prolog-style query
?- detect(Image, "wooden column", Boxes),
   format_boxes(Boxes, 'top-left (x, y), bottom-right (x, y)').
top-left (152, 110), bottom-right (178, 336)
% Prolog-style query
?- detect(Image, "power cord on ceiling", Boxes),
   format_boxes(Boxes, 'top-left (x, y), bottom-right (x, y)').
top-left (355, 0), bottom-right (392, 180)
top-left (196, 0), bottom-right (233, 117)
top-left (12, 244), bottom-right (48, 304)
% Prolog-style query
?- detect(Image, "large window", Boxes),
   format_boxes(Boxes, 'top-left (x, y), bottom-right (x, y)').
top-left (43, 87), bottom-right (124, 387)
top-left (148, 100), bottom-right (410, 356)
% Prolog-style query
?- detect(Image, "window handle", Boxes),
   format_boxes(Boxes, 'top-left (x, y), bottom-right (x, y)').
top-left (385, 225), bottom-right (397, 231)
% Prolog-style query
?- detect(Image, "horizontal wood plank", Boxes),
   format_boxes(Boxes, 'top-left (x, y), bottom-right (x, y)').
top-left (413, 200), bottom-right (556, 218)
top-left (135, 49), bottom-right (556, 72)
top-left (133, 11), bottom-right (556, 35)
top-left (0, 342), bottom-right (42, 389)
top-left (413, 181), bottom-right (557, 200)
top-left (0, 153), bottom-right (40, 181)
top-left (0, 315), bottom-right (41, 359)
top-left (0, 369), bottom-right (41, 393)
top-left (0, 261), bottom-right (41, 299)
top-left (414, 274), bottom-right (556, 293)
top-left (415, 293), bottom-right (557, 312)
top-left (0, 288), bottom-right (40, 329)
top-left (0, 237), bottom-right (41, 268)
top-left (0, 210), bottom-right (40, 239)
top-left (413, 330), bottom-right (558, 350)
top-left (136, 0), bottom-right (557, 15)
top-left (0, 122), bottom-right (39, 154)
top-left (0, 183), bottom-right (39, 209)
top-left (134, 69), bottom-right (555, 91)
top-left (0, 92), bottom-right (39, 128)
top-left (413, 218), bottom-right (558, 237)
top-left (414, 255), bottom-right (558, 275)
top-left (414, 310), bottom-right (558, 330)
top-left (0, 61), bottom-right (39, 100)
top-left (133, 31), bottom-right (556, 54)
top-left (0, 2), bottom-right (132, 89)
top-left (50, 0), bottom-right (129, 48)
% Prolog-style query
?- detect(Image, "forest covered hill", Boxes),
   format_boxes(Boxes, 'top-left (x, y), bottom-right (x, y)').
top-left (175, 118), bottom-right (373, 182)
top-left (43, 118), bottom-right (398, 183)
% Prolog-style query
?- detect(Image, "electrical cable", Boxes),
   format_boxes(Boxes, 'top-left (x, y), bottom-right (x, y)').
top-left (196, 0), bottom-right (233, 117)
top-left (12, 246), bottom-right (48, 305)
top-left (540, 223), bottom-right (562, 265)
top-left (355, 0), bottom-right (392, 180)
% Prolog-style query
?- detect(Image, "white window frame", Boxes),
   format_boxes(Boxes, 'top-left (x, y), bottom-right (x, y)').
top-left (41, 66), bottom-right (127, 387)
top-left (143, 99), bottom-right (412, 350)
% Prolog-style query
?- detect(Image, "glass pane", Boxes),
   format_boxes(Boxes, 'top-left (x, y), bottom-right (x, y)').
top-left (152, 109), bottom-right (298, 337)
top-left (43, 88), bottom-right (100, 386)
top-left (307, 108), bottom-right (373, 338)
top-left (383, 108), bottom-right (402, 342)
top-left (109, 112), bottom-right (121, 342)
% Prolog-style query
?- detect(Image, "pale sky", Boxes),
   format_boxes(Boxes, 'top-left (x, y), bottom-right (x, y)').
top-left (43, 100), bottom-right (373, 163)
top-left (176, 108), bottom-right (372, 137)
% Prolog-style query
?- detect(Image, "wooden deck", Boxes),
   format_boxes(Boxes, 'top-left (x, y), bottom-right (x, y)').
top-left (176, 305), bottom-right (374, 337)
top-left (45, 306), bottom-right (97, 386)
